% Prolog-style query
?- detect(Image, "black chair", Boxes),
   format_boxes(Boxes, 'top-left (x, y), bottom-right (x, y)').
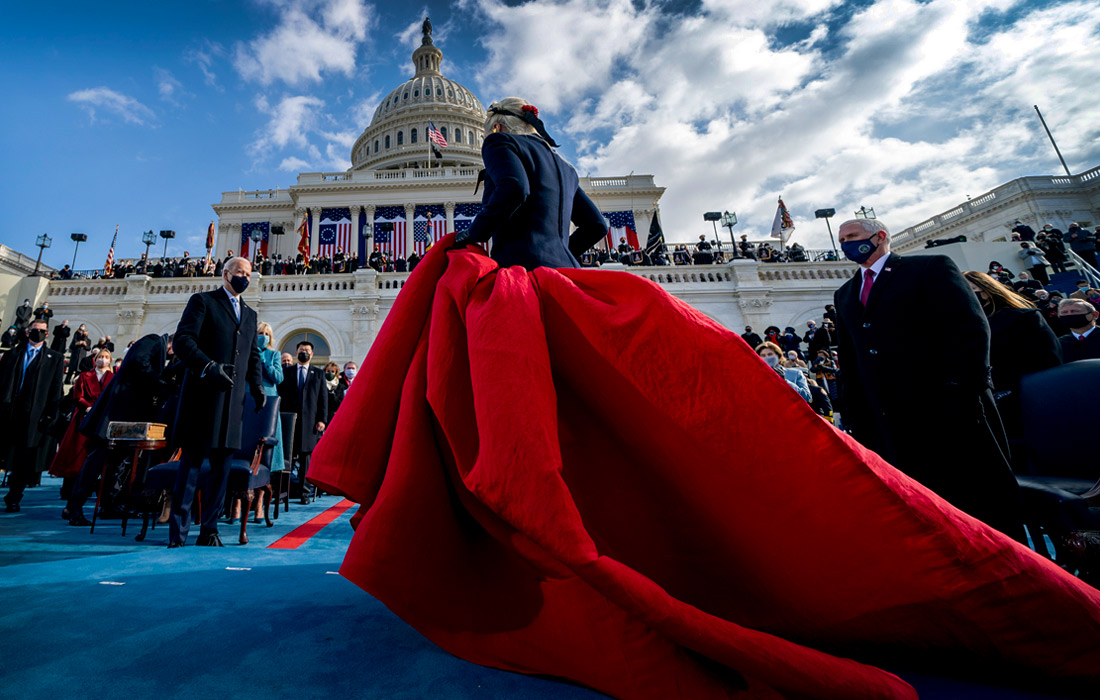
top-left (1017, 360), bottom-right (1100, 576)
top-left (228, 394), bottom-right (280, 545)
top-left (144, 394), bottom-right (280, 544)
top-left (270, 412), bottom-right (296, 519)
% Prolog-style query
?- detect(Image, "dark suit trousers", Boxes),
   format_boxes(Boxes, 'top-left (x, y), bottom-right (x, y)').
top-left (169, 447), bottom-right (234, 542)
top-left (4, 414), bottom-right (38, 506)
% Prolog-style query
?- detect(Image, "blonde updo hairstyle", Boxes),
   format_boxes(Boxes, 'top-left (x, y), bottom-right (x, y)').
top-left (484, 97), bottom-right (538, 138)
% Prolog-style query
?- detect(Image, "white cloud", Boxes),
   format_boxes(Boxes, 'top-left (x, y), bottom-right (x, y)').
top-left (234, 0), bottom-right (374, 86)
top-left (67, 87), bottom-right (156, 125)
top-left (279, 156), bottom-right (312, 171)
top-left (249, 94), bottom-right (359, 172)
top-left (185, 40), bottom-right (226, 90)
top-left (154, 68), bottom-right (188, 105)
top-left (463, 0), bottom-right (1099, 250)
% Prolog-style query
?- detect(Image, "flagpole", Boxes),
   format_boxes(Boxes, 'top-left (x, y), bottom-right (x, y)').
top-left (427, 124), bottom-right (431, 170)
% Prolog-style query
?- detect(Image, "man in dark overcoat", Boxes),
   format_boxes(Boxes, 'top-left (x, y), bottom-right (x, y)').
top-left (14, 299), bottom-right (33, 330)
top-left (1, 318), bottom-right (64, 511)
top-left (169, 256), bottom-right (264, 546)
top-left (833, 218), bottom-right (1023, 541)
top-left (64, 333), bottom-right (168, 525)
top-left (51, 320), bottom-right (71, 353)
top-left (278, 340), bottom-right (328, 503)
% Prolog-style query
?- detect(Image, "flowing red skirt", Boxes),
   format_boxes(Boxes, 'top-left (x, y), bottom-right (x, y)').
top-left (49, 408), bottom-right (91, 478)
top-left (310, 235), bottom-right (1100, 699)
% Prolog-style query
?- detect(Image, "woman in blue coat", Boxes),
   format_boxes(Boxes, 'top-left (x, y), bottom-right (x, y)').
top-left (257, 322), bottom-right (284, 471)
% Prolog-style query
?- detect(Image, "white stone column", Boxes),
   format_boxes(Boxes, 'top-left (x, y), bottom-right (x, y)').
top-left (404, 202), bottom-right (416, 259)
top-left (223, 224), bottom-right (238, 258)
top-left (364, 204), bottom-right (376, 256)
top-left (217, 223), bottom-right (231, 260)
top-left (634, 209), bottom-right (651, 249)
top-left (309, 207), bottom-right (323, 259)
top-left (445, 201), bottom-right (455, 234)
top-left (349, 204), bottom-right (362, 260)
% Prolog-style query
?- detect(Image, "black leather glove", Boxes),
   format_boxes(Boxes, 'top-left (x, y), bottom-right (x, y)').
top-left (250, 385), bottom-right (266, 413)
top-left (451, 229), bottom-right (473, 250)
top-left (205, 362), bottom-right (234, 391)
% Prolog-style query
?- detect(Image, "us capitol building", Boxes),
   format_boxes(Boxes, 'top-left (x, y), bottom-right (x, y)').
top-left (25, 20), bottom-right (865, 364)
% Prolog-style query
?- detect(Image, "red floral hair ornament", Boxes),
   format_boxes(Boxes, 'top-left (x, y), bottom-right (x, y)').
top-left (521, 104), bottom-right (539, 118)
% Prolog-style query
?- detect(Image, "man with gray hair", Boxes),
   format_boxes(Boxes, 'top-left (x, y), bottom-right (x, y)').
top-left (1057, 298), bottom-right (1100, 362)
top-left (833, 217), bottom-right (1023, 540)
top-left (169, 256), bottom-right (265, 547)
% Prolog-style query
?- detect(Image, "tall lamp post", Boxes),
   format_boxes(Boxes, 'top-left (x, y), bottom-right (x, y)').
top-left (70, 233), bottom-right (87, 270)
top-left (33, 234), bottom-right (52, 276)
top-left (720, 211), bottom-right (738, 258)
top-left (249, 228), bottom-right (263, 261)
top-left (142, 230), bottom-right (156, 260)
top-left (814, 208), bottom-right (838, 259)
top-left (271, 224), bottom-right (284, 257)
top-left (854, 205), bottom-right (876, 219)
top-left (159, 229), bottom-right (175, 259)
top-left (703, 211), bottom-right (722, 249)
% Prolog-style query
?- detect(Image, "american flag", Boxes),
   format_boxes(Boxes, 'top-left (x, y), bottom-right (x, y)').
top-left (603, 211), bottom-right (639, 251)
top-left (374, 205), bottom-right (407, 260)
top-left (104, 225), bottom-right (118, 275)
top-left (428, 121), bottom-right (448, 148)
top-left (318, 208), bottom-right (352, 257)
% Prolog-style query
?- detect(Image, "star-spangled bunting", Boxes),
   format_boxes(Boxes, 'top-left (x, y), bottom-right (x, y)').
top-left (373, 205), bottom-right (407, 259)
top-left (603, 211), bottom-right (639, 251)
top-left (319, 207), bottom-right (352, 257)
top-left (241, 221), bottom-right (270, 258)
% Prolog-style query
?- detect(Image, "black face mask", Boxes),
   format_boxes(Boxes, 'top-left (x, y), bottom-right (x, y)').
top-left (28, 328), bottom-right (46, 344)
top-left (229, 274), bottom-right (249, 294)
top-left (297, 351), bottom-right (311, 363)
top-left (1060, 313), bottom-right (1093, 330)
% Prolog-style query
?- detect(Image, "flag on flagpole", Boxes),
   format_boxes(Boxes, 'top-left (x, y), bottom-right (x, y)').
top-left (104, 225), bottom-right (118, 276)
top-left (428, 121), bottom-right (448, 148)
top-left (645, 210), bottom-right (666, 257)
top-left (771, 197), bottom-right (795, 242)
top-left (204, 221), bottom-right (216, 274)
top-left (297, 215), bottom-right (311, 263)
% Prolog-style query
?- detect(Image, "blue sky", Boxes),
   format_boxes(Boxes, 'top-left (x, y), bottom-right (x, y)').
top-left (2, 0), bottom-right (1098, 271)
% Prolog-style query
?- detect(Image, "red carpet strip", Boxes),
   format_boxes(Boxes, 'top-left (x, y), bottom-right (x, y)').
top-left (267, 498), bottom-right (355, 550)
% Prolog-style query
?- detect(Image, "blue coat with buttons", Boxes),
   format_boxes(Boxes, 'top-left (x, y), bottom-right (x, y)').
top-left (464, 132), bottom-right (608, 270)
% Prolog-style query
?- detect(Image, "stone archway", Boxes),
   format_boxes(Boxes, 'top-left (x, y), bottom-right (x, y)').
top-left (278, 329), bottom-right (333, 366)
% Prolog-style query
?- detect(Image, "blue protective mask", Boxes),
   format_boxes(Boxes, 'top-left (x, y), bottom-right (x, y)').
top-left (841, 234), bottom-right (881, 264)
top-left (258, 335), bottom-right (269, 350)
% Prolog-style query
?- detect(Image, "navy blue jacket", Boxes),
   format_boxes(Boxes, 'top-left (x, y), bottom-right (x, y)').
top-left (465, 132), bottom-right (607, 270)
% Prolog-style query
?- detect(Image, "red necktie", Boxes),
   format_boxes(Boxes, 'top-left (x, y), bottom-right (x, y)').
top-left (860, 269), bottom-right (875, 307)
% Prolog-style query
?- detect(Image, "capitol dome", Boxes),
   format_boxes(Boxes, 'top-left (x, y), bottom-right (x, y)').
top-left (350, 18), bottom-right (486, 172)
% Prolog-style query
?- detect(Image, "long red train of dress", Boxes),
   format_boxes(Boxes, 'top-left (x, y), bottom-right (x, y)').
top-left (309, 236), bottom-right (1100, 699)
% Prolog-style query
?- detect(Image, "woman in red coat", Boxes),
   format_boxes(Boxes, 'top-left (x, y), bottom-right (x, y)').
top-left (50, 349), bottom-right (112, 494)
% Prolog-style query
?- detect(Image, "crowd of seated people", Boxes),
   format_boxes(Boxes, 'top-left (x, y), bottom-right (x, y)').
top-left (0, 310), bottom-right (358, 534)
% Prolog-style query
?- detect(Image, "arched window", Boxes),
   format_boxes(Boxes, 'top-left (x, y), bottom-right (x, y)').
top-left (280, 330), bottom-right (332, 366)
top-left (397, 131), bottom-right (404, 146)
top-left (454, 128), bottom-right (461, 144)
top-left (374, 140), bottom-right (379, 153)
top-left (440, 126), bottom-right (447, 141)
top-left (468, 131), bottom-right (474, 145)
top-left (410, 128), bottom-right (418, 144)
top-left (385, 135), bottom-right (390, 149)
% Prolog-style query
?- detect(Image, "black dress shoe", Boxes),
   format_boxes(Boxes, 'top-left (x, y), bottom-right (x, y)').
top-left (69, 514), bottom-right (92, 527)
top-left (196, 532), bottom-right (224, 547)
top-left (62, 508), bottom-right (70, 520)
top-left (5, 502), bottom-right (19, 513)
top-left (167, 540), bottom-right (185, 549)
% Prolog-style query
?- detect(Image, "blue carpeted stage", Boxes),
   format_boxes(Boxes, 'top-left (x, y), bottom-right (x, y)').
top-left (0, 476), bottom-right (1087, 699)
